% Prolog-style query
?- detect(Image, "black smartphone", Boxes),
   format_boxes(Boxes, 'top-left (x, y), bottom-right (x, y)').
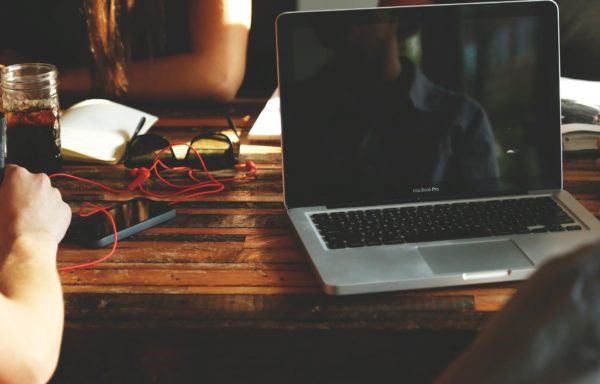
top-left (64, 198), bottom-right (176, 248)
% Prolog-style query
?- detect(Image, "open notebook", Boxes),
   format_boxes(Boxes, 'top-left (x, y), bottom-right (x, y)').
top-left (60, 99), bottom-right (158, 164)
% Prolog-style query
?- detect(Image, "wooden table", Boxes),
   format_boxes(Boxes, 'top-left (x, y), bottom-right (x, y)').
top-left (51, 99), bottom-right (600, 382)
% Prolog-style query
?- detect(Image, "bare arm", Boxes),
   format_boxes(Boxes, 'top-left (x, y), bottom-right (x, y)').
top-left (0, 165), bottom-right (71, 384)
top-left (60, 0), bottom-right (252, 102)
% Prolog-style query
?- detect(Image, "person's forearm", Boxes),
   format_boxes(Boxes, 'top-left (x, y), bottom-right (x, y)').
top-left (0, 238), bottom-right (64, 384)
top-left (60, 49), bottom-right (247, 101)
top-left (61, 0), bottom-right (250, 101)
top-left (126, 49), bottom-right (246, 101)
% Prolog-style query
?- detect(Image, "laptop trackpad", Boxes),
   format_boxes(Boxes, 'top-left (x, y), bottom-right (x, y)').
top-left (417, 240), bottom-right (533, 275)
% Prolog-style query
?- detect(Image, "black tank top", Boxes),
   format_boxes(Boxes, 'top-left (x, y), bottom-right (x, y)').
top-left (0, 0), bottom-right (190, 69)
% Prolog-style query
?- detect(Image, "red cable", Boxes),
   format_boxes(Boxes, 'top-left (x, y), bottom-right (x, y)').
top-left (50, 142), bottom-right (256, 272)
top-left (49, 172), bottom-right (123, 194)
top-left (56, 203), bottom-right (118, 272)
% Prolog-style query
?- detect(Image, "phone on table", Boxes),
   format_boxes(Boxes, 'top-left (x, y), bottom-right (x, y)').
top-left (64, 197), bottom-right (176, 248)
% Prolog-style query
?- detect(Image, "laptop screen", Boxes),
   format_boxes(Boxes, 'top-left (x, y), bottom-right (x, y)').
top-left (277, 1), bottom-right (561, 208)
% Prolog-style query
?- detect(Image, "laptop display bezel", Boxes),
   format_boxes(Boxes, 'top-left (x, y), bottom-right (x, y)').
top-left (276, 0), bottom-right (562, 209)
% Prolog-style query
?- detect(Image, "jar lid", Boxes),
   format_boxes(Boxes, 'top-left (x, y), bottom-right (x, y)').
top-left (1, 63), bottom-right (59, 92)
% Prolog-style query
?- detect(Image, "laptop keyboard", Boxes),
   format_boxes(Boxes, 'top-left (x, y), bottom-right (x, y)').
top-left (310, 197), bottom-right (582, 249)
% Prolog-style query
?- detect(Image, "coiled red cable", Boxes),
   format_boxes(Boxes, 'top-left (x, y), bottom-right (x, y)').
top-left (50, 142), bottom-right (256, 272)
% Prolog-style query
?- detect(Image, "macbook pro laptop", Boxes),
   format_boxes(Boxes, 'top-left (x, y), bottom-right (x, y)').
top-left (276, 0), bottom-right (600, 295)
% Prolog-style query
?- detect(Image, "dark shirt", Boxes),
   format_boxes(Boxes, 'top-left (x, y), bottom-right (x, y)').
top-left (0, 0), bottom-right (190, 69)
top-left (285, 57), bottom-right (499, 203)
top-left (379, 59), bottom-right (499, 188)
top-left (0, 1), bottom-right (91, 69)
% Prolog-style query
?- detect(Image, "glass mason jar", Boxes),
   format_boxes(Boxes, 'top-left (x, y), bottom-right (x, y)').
top-left (1, 63), bottom-right (62, 174)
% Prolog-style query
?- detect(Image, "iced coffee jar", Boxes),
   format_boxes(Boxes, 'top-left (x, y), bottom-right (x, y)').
top-left (1, 63), bottom-right (62, 174)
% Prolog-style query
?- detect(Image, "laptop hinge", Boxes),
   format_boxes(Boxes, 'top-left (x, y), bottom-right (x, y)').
top-left (527, 189), bottom-right (561, 195)
top-left (326, 199), bottom-right (417, 210)
top-left (326, 202), bottom-right (382, 210)
top-left (325, 191), bottom-right (545, 210)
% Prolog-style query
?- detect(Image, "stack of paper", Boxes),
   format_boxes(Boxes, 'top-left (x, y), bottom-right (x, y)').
top-left (562, 124), bottom-right (600, 152)
top-left (560, 77), bottom-right (600, 153)
top-left (247, 89), bottom-right (281, 142)
top-left (561, 77), bottom-right (600, 106)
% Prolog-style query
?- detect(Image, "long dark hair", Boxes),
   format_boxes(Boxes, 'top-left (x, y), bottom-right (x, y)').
top-left (82, 0), bottom-right (165, 96)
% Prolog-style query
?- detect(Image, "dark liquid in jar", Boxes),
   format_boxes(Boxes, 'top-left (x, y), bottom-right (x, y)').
top-left (6, 109), bottom-right (62, 174)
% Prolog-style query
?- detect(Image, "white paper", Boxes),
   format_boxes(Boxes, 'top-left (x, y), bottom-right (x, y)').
top-left (60, 99), bottom-right (158, 164)
top-left (561, 77), bottom-right (600, 106)
top-left (247, 88), bottom-right (281, 142)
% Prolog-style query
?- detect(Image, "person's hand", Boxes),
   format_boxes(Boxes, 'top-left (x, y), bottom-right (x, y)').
top-left (0, 165), bottom-right (71, 253)
top-left (0, 164), bottom-right (70, 384)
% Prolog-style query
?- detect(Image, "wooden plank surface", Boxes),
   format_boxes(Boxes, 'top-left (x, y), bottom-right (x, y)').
top-left (53, 100), bottom-right (600, 331)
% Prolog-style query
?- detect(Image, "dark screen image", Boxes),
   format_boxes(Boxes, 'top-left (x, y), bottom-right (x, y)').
top-left (277, 2), bottom-right (561, 208)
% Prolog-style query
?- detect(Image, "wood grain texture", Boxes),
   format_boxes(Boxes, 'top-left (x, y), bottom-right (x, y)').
top-left (54, 100), bottom-right (600, 331)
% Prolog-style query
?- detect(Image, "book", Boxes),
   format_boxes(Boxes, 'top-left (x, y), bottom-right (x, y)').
top-left (562, 123), bottom-right (600, 152)
top-left (60, 99), bottom-right (158, 164)
top-left (560, 77), bottom-right (600, 153)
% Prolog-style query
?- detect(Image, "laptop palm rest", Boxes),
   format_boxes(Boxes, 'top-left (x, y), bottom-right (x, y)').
top-left (417, 240), bottom-right (533, 275)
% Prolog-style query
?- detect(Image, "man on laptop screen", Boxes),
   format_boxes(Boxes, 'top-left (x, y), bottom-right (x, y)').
top-left (285, 8), bottom-right (500, 199)
top-left (277, 0), bottom-right (600, 295)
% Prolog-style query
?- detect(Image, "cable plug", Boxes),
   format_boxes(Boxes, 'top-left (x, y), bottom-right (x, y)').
top-left (235, 161), bottom-right (257, 176)
top-left (128, 167), bottom-right (151, 191)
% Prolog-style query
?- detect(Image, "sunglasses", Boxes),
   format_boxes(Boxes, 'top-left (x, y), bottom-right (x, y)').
top-left (123, 117), bottom-right (240, 171)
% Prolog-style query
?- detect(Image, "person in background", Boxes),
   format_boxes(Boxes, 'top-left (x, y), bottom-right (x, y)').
top-left (0, 165), bottom-right (71, 383)
top-left (437, 242), bottom-right (600, 383)
top-left (0, 0), bottom-right (252, 101)
top-left (285, 10), bottom-right (499, 200)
